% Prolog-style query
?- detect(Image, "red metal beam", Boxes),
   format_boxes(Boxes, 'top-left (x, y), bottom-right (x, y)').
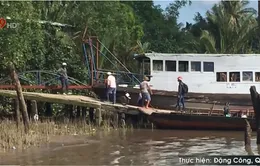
top-left (0, 85), bottom-right (92, 90)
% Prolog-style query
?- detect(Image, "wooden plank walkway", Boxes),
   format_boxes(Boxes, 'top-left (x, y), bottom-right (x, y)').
top-left (0, 90), bottom-right (254, 116)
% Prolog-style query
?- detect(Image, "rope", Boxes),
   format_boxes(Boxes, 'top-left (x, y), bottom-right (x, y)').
top-left (94, 40), bottom-right (140, 85)
top-left (97, 39), bottom-right (131, 73)
top-left (88, 38), bottom-right (97, 79)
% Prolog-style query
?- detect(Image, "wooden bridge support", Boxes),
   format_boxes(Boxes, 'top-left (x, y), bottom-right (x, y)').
top-left (45, 102), bottom-right (53, 117)
top-left (69, 105), bottom-right (74, 123)
top-left (26, 100), bottom-right (32, 121)
top-left (89, 107), bottom-right (94, 124)
top-left (13, 98), bottom-right (20, 129)
top-left (31, 100), bottom-right (38, 122)
top-left (249, 86), bottom-right (260, 144)
top-left (82, 107), bottom-right (87, 123)
top-left (95, 107), bottom-right (102, 126)
top-left (76, 106), bottom-right (81, 120)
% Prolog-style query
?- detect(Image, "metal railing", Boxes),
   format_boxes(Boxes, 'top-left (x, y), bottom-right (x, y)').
top-left (95, 69), bottom-right (143, 86)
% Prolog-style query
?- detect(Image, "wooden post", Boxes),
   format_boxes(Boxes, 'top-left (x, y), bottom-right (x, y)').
top-left (31, 100), bottom-right (38, 122)
top-left (69, 105), bottom-right (74, 123)
top-left (119, 112), bottom-right (125, 127)
top-left (26, 100), bottom-right (32, 121)
top-left (9, 63), bottom-right (29, 134)
top-left (244, 119), bottom-right (252, 146)
top-left (245, 119), bottom-right (254, 155)
top-left (14, 98), bottom-right (20, 129)
top-left (76, 106), bottom-right (81, 120)
top-left (114, 112), bottom-right (119, 128)
top-left (45, 102), bottom-right (53, 117)
top-left (82, 107), bottom-right (87, 123)
top-left (89, 107), bottom-right (94, 123)
top-left (249, 86), bottom-right (260, 144)
top-left (95, 107), bottom-right (102, 126)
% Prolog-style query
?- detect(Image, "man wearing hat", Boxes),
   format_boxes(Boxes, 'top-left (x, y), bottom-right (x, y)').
top-left (106, 72), bottom-right (117, 104)
top-left (58, 62), bottom-right (69, 94)
top-left (140, 76), bottom-right (152, 109)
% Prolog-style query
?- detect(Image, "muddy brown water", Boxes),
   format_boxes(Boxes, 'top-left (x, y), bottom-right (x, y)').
top-left (0, 129), bottom-right (258, 165)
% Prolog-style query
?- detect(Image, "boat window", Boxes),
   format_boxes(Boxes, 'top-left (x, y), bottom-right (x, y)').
top-left (242, 71), bottom-right (253, 81)
top-left (255, 72), bottom-right (260, 82)
top-left (191, 61), bottom-right (201, 72)
top-left (178, 61), bottom-right (189, 72)
top-left (165, 60), bottom-right (176, 71)
top-left (153, 60), bottom-right (163, 71)
top-left (229, 72), bottom-right (240, 82)
top-left (216, 72), bottom-right (227, 82)
top-left (203, 62), bottom-right (214, 72)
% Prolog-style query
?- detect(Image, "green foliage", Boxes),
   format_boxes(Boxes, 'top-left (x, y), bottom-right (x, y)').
top-left (1, 0), bottom-right (260, 81)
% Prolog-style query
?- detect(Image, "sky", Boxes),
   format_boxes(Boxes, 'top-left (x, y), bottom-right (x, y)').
top-left (153, 0), bottom-right (258, 24)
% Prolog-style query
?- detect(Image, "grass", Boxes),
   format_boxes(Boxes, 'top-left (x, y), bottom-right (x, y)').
top-left (0, 118), bottom-right (134, 152)
top-left (0, 120), bottom-right (96, 151)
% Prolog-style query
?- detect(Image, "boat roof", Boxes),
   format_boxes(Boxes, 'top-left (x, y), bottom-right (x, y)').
top-left (144, 52), bottom-right (260, 57)
top-left (133, 52), bottom-right (260, 61)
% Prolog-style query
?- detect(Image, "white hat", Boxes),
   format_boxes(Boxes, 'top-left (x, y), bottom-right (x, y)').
top-left (62, 62), bottom-right (67, 66)
top-left (107, 72), bottom-right (112, 75)
top-left (125, 93), bottom-right (131, 99)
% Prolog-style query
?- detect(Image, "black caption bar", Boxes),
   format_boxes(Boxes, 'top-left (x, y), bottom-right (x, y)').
top-left (178, 156), bottom-right (260, 165)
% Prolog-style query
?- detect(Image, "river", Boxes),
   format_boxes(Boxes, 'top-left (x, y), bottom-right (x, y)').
top-left (0, 129), bottom-right (258, 165)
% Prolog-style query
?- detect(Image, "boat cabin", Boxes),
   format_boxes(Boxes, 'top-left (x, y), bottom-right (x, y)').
top-left (134, 53), bottom-right (260, 94)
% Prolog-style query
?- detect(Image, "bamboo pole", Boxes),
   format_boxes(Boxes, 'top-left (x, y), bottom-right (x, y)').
top-left (9, 63), bottom-right (30, 134)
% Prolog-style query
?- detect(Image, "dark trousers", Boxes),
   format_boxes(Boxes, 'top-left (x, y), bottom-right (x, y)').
top-left (106, 87), bottom-right (116, 104)
top-left (60, 77), bottom-right (68, 93)
top-left (176, 95), bottom-right (185, 109)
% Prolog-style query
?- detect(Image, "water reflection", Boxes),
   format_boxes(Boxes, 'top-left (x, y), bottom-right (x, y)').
top-left (0, 129), bottom-right (258, 165)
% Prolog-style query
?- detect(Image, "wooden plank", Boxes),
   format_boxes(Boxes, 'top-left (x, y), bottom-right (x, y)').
top-left (0, 90), bottom-right (101, 108)
top-left (138, 107), bottom-right (175, 115)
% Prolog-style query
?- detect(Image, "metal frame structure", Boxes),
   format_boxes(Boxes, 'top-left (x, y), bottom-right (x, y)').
top-left (0, 26), bottom-right (142, 90)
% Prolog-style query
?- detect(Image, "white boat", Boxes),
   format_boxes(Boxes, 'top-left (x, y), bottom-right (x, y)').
top-left (135, 53), bottom-right (260, 95)
top-left (93, 53), bottom-right (258, 109)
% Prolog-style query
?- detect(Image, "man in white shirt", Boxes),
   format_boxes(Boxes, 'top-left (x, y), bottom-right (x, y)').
top-left (106, 72), bottom-right (117, 104)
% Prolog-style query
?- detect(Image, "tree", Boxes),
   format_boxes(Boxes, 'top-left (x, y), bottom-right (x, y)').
top-left (196, 0), bottom-right (258, 53)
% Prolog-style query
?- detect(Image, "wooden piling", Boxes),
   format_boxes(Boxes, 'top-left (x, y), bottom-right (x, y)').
top-left (114, 112), bottom-right (119, 128)
top-left (82, 107), bottom-right (87, 123)
top-left (69, 105), bottom-right (74, 123)
top-left (245, 119), bottom-right (254, 155)
top-left (89, 107), bottom-right (94, 123)
top-left (31, 100), bottom-right (38, 122)
top-left (45, 102), bottom-right (52, 117)
top-left (96, 107), bottom-right (102, 126)
top-left (249, 86), bottom-right (260, 144)
top-left (9, 63), bottom-right (29, 133)
top-left (26, 100), bottom-right (32, 121)
top-left (14, 98), bottom-right (20, 128)
top-left (244, 119), bottom-right (252, 146)
top-left (76, 106), bottom-right (81, 120)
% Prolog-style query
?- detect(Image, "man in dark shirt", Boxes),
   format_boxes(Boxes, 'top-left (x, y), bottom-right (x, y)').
top-left (176, 76), bottom-right (185, 111)
top-left (58, 62), bottom-right (68, 94)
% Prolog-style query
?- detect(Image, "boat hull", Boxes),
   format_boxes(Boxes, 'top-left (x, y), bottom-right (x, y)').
top-left (92, 85), bottom-right (252, 110)
top-left (148, 113), bottom-right (256, 131)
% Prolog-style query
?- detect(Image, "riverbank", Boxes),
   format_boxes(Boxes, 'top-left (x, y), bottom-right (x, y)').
top-left (0, 120), bottom-right (130, 152)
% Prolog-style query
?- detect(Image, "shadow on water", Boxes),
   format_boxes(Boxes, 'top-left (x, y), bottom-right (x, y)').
top-left (0, 129), bottom-right (258, 165)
